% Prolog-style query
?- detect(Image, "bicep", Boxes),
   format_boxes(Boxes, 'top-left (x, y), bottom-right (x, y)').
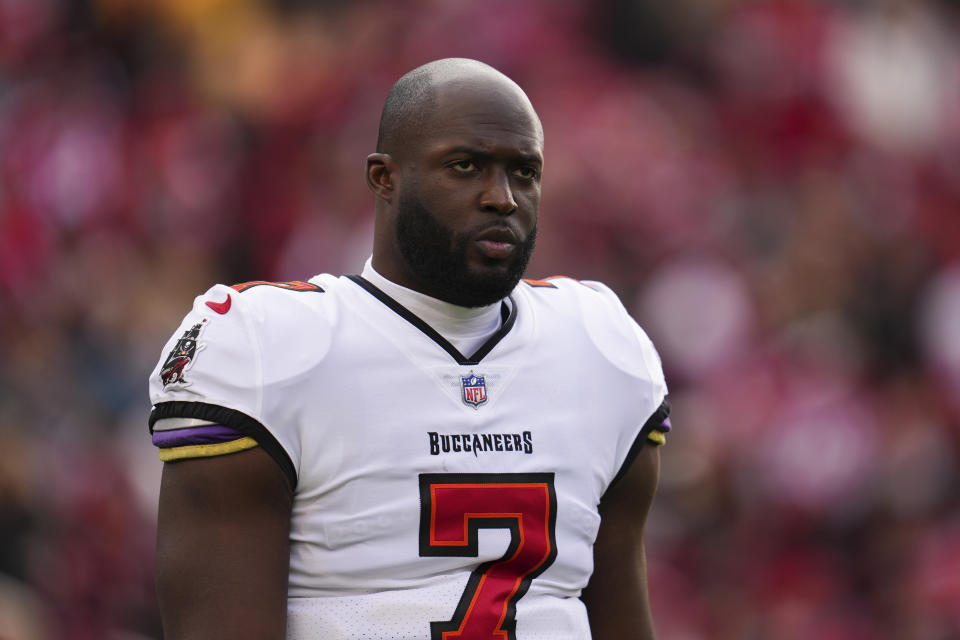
top-left (583, 443), bottom-right (660, 640)
top-left (156, 445), bottom-right (293, 640)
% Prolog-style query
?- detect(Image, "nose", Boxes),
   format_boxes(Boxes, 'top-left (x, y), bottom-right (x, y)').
top-left (479, 170), bottom-right (518, 215)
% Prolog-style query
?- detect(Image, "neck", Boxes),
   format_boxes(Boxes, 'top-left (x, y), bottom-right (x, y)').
top-left (360, 258), bottom-right (505, 355)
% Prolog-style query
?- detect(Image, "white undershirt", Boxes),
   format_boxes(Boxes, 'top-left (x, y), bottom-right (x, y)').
top-left (361, 258), bottom-right (505, 357)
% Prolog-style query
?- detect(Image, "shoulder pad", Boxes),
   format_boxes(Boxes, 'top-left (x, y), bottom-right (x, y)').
top-left (527, 277), bottom-right (666, 397)
top-left (580, 279), bottom-right (665, 390)
top-left (149, 277), bottom-right (337, 408)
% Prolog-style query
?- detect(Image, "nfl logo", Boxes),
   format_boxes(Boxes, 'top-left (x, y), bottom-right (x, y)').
top-left (461, 373), bottom-right (488, 409)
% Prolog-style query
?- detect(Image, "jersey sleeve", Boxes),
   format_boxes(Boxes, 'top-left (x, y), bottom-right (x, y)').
top-left (580, 278), bottom-right (669, 419)
top-left (147, 283), bottom-right (297, 488)
top-left (575, 278), bottom-right (671, 493)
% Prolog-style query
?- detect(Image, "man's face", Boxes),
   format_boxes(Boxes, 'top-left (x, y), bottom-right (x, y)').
top-left (392, 82), bottom-right (543, 307)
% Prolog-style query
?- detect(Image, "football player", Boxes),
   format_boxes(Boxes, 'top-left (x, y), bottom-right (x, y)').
top-left (149, 58), bottom-right (670, 640)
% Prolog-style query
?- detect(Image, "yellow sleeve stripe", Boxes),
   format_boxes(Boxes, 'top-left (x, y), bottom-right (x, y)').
top-left (158, 437), bottom-right (259, 461)
top-left (646, 430), bottom-right (667, 446)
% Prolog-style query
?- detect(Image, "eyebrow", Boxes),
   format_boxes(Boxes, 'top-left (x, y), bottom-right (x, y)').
top-left (440, 146), bottom-right (543, 166)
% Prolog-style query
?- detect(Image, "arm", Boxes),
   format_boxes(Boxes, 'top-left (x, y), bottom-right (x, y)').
top-left (155, 445), bottom-right (293, 640)
top-left (582, 443), bottom-right (660, 640)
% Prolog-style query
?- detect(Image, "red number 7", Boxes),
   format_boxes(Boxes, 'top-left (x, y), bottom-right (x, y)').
top-left (418, 473), bottom-right (558, 640)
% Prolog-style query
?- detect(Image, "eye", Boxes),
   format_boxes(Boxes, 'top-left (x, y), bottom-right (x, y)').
top-left (449, 160), bottom-right (478, 173)
top-left (513, 166), bottom-right (540, 180)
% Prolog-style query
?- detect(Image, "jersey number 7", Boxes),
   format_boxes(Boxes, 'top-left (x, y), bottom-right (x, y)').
top-left (418, 473), bottom-right (558, 640)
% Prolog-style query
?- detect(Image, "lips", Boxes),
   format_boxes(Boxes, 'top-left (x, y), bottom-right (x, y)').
top-left (473, 226), bottom-right (519, 259)
top-left (474, 226), bottom-right (519, 244)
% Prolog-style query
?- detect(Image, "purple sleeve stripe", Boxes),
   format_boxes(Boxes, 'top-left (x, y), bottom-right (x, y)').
top-left (152, 424), bottom-right (247, 448)
top-left (656, 417), bottom-right (672, 433)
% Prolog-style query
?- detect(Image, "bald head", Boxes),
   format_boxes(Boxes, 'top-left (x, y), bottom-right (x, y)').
top-left (376, 58), bottom-right (541, 158)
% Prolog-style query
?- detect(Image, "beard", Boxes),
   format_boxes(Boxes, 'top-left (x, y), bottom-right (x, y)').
top-left (396, 190), bottom-right (536, 308)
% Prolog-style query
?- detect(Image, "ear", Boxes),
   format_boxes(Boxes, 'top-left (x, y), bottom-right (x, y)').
top-left (366, 153), bottom-right (397, 202)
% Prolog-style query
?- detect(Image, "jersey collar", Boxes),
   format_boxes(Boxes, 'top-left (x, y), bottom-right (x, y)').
top-left (346, 274), bottom-right (517, 366)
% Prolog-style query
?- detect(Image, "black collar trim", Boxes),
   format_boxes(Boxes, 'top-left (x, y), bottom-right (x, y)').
top-left (346, 275), bottom-right (516, 365)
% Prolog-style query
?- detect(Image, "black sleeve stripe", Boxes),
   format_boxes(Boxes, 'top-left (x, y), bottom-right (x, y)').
top-left (602, 397), bottom-right (671, 501)
top-left (149, 401), bottom-right (297, 490)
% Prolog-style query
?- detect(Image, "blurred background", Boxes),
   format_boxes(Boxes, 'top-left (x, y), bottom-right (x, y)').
top-left (1, 0), bottom-right (959, 638)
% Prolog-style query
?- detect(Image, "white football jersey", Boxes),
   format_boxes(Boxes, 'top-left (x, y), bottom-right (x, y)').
top-left (149, 273), bottom-right (669, 640)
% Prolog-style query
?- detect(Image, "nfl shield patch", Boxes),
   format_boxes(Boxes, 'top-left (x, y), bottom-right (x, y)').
top-left (460, 373), bottom-right (488, 409)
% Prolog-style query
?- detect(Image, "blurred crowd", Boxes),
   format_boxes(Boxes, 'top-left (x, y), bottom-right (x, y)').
top-left (1, 0), bottom-right (959, 638)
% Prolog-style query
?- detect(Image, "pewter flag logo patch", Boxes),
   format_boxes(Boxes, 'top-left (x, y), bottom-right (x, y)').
top-left (460, 373), bottom-right (488, 409)
top-left (160, 319), bottom-right (207, 387)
